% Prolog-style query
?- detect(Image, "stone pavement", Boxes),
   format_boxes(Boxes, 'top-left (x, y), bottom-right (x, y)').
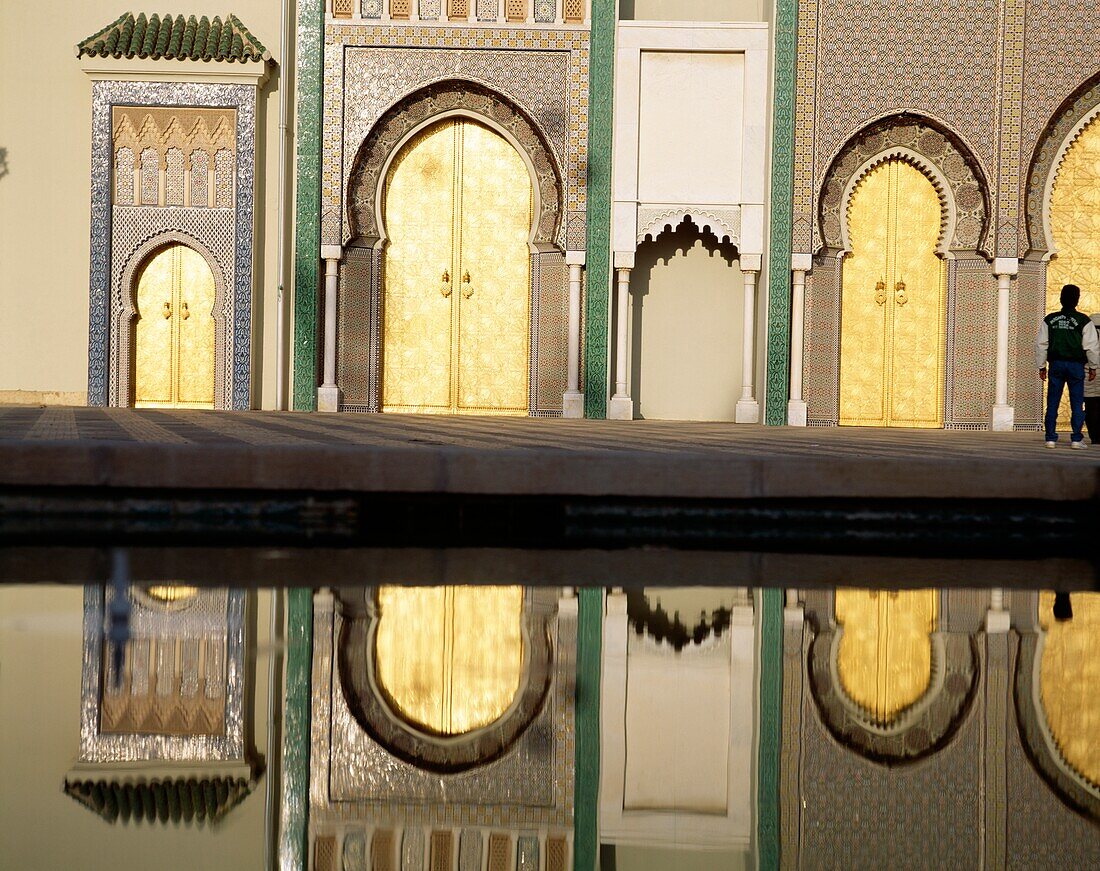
top-left (0, 406), bottom-right (1097, 501)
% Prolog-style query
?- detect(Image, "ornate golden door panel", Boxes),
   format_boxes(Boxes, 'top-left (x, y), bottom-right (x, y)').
top-left (133, 243), bottom-right (215, 408)
top-left (840, 160), bottom-right (946, 427)
top-left (374, 586), bottom-right (525, 735)
top-left (835, 588), bottom-right (938, 724)
top-left (382, 119), bottom-right (532, 414)
top-left (1048, 115), bottom-right (1100, 426)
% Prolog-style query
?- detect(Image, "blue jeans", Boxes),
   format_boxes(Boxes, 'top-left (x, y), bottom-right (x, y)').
top-left (1045, 359), bottom-right (1086, 442)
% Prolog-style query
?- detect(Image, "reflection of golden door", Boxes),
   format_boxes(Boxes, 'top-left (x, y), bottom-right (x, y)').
top-left (134, 243), bottom-right (215, 408)
top-left (1048, 115), bottom-right (1100, 427)
top-left (840, 160), bottom-right (946, 427)
top-left (374, 586), bottom-right (524, 735)
top-left (835, 588), bottom-right (938, 724)
top-left (382, 119), bottom-right (532, 414)
top-left (1038, 591), bottom-right (1100, 786)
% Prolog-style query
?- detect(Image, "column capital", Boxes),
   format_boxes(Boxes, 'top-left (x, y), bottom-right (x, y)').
top-left (791, 252), bottom-right (813, 272)
top-left (565, 250), bottom-right (586, 267)
top-left (993, 257), bottom-right (1019, 277)
top-left (320, 244), bottom-right (343, 261)
top-left (739, 253), bottom-right (763, 272)
top-left (613, 250), bottom-right (635, 270)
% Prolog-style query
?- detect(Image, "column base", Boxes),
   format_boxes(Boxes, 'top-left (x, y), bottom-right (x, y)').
top-left (735, 398), bottom-right (760, 424)
top-left (562, 390), bottom-right (585, 419)
top-left (608, 395), bottom-right (634, 420)
top-left (991, 404), bottom-right (1015, 432)
top-left (787, 399), bottom-right (808, 427)
top-left (317, 385), bottom-right (342, 413)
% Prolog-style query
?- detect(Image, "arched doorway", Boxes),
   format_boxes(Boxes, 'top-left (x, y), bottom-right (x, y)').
top-left (133, 243), bottom-right (216, 408)
top-left (839, 159), bottom-right (947, 427)
top-left (835, 588), bottom-right (938, 724)
top-left (1048, 114), bottom-right (1100, 426)
top-left (381, 118), bottom-right (533, 415)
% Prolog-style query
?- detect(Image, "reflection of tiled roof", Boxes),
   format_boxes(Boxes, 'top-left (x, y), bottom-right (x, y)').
top-left (64, 775), bottom-right (253, 824)
top-left (76, 13), bottom-right (269, 63)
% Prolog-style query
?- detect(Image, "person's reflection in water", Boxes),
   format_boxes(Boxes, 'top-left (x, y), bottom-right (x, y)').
top-left (1054, 591), bottom-right (1074, 622)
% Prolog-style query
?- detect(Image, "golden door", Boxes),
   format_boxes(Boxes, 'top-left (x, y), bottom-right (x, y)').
top-left (840, 160), bottom-right (947, 427)
top-left (134, 243), bottom-right (216, 408)
top-left (374, 586), bottom-right (525, 734)
top-left (1048, 114), bottom-right (1100, 426)
top-left (382, 119), bottom-right (532, 414)
top-left (835, 588), bottom-right (938, 724)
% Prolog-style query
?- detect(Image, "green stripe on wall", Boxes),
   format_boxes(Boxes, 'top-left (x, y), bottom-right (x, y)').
top-left (574, 588), bottom-right (602, 870)
top-left (278, 589), bottom-right (313, 870)
top-left (583, 0), bottom-right (615, 419)
top-left (764, 0), bottom-right (798, 426)
top-left (291, 0), bottom-right (324, 411)
top-left (757, 588), bottom-right (783, 869)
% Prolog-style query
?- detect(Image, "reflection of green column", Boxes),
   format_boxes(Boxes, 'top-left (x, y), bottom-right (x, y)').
top-left (764, 0), bottom-right (799, 425)
top-left (583, 0), bottom-right (615, 419)
top-left (291, 0), bottom-right (325, 411)
top-left (574, 588), bottom-right (602, 869)
top-left (279, 589), bottom-right (313, 870)
top-left (757, 588), bottom-right (783, 869)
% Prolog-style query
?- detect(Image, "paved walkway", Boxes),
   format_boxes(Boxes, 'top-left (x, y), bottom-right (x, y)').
top-left (1, 406), bottom-right (1097, 501)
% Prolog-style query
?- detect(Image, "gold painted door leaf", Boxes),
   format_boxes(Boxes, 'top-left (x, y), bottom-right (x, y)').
top-left (374, 586), bottom-right (524, 735)
top-left (382, 119), bottom-right (531, 414)
top-left (134, 243), bottom-right (215, 408)
top-left (835, 588), bottom-right (938, 724)
top-left (1038, 591), bottom-right (1100, 786)
top-left (840, 160), bottom-right (946, 427)
top-left (1048, 115), bottom-right (1100, 427)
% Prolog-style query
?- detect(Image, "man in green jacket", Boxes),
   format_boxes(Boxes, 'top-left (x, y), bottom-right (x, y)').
top-left (1036, 284), bottom-right (1100, 448)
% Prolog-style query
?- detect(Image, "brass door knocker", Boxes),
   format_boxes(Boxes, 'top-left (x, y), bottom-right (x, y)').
top-left (162, 301), bottom-right (172, 319)
top-left (181, 301), bottom-right (190, 320)
top-left (874, 279), bottom-right (887, 306)
top-left (461, 270), bottom-right (474, 299)
top-left (895, 280), bottom-right (908, 306)
top-left (440, 269), bottom-right (452, 298)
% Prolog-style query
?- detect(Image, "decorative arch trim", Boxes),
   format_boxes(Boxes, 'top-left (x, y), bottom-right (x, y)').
top-left (1014, 630), bottom-right (1100, 819)
top-left (346, 80), bottom-right (564, 249)
top-left (818, 115), bottom-right (990, 257)
top-left (114, 231), bottom-right (231, 409)
top-left (636, 207), bottom-right (741, 248)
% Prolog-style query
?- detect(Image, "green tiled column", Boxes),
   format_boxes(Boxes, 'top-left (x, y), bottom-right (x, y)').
top-left (291, 0), bottom-right (325, 411)
top-left (583, 0), bottom-right (615, 419)
top-left (757, 588), bottom-right (783, 869)
top-left (574, 588), bottom-right (602, 870)
top-left (278, 589), bottom-right (313, 870)
top-left (764, 0), bottom-right (799, 425)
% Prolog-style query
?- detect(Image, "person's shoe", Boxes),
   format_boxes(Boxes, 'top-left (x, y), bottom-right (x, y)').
top-left (1045, 440), bottom-right (1058, 448)
top-left (1054, 592), bottom-right (1074, 622)
top-left (1071, 440), bottom-right (1088, 450)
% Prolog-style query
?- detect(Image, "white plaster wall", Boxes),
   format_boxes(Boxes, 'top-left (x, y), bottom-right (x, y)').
top-left (629, 233), bottom-right (744, 421)
top-left (0, 586), bottom-right (275, 870)
top-left (609, 845), bottom-right (752, 870)
top-left (622, 0), bottom-right (767, 22)
top-left (0, 1), bottom-right (290, 408)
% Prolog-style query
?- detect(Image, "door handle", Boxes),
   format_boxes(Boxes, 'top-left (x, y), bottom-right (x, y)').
top-left (440, 270), bottom-right (452, 298)
top-left (181, 301), bottom-right (190, 320)
top-left (162, 301), bottom-right (172, 319)
top-left (874, 280), bottom-right (887, 306)
top-left (461, 270), bottom-right (473, 299)
top-left (894, 280), bottom-right (908, 307)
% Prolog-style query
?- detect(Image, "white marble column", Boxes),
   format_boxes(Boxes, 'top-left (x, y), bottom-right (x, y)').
top-left (317, 246), bottom-right (343, 412)
top-left (563, 251), bottom-right (586, 418)
top-left (991, 257), bottom-right (1017, 432)
top-left (787, 253), bottom-right (813, 426)
top-left (608, 253), bottom-right (635, 420)
top-left (735, 256), bottom-right (761, 424)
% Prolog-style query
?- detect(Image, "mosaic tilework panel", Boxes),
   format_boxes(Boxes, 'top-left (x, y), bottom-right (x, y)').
top-left (402, 828), bottom-right (425, 871)
top-left (798, 1), bottom-right (1000, 255)
top-left (477, 0), bottom-right (499, 20)
top-left (994, 0), bottom-right (1025, 256)
top-left (336, 248), bottom-right (376, 407)
top-left (798, 643), bottom-right (983, 866)
top-left (420, 0), bottom-right (442, 18)
top-left (802, 262), bottom-right (840, 424)
top-left (790, 0), bottom-right (819, 253)
top-left (945, 259), bottom-right (997, 427)
top-left (342, 829), bottom-right (368, 870)
top-left (321, 25), bottom-right (589, 253)
top-left (1011, 258), bottom-right (1045, 428)
top-left (1021, 1), bottom-right (1100, 254)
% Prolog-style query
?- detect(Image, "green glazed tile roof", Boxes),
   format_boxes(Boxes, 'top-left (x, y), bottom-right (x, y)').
top-left (77, 13), bottom-right (270, 63)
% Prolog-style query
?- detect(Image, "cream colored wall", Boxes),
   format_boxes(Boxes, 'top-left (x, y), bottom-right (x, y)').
top-left (0, 1), bottom-right (289, 408)
top-left (622, 0), bottom-right (767, 22)
top-left (0, 585), bottom-right (275, 870)
top-left (629, 230), bottom-right (745, 420)
top-left (608, 845), bottom-right (752, 870)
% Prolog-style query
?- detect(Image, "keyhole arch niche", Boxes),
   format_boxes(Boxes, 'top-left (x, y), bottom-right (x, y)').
top-left (116, 231), bottom-right (230, 409)
top-left (339, 81), bottom-right (568, 415)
